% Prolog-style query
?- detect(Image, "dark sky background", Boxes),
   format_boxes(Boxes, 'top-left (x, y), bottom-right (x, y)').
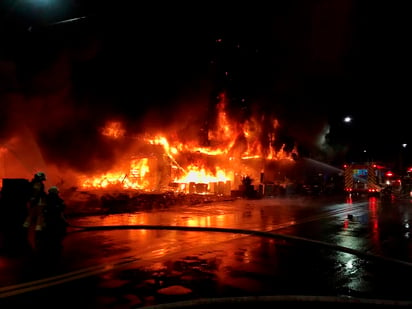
top-left (1, 0), bottom-right (411, 174)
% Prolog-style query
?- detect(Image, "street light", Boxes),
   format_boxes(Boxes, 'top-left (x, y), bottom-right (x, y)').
top-left (399, 143), bottom-right (408, 175)
top-left (26, 0), bottom-right (53, 5)
top-left (343, 116), bottom-right (352, 123)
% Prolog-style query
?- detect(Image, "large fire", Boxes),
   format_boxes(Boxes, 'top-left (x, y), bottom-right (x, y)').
top-left (78, 93), bottom-right (297, 195)
top-left (0, 93), bottom-right (297, 195)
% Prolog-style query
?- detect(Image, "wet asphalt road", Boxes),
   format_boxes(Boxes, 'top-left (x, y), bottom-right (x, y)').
top-left (2, 194), bottom-right (412, 308)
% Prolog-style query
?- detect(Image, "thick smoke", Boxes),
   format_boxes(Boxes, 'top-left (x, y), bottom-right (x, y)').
top-left (0, 25), bottom-right (126, 184)
top-left (1, 1), bottom-right (358, 187)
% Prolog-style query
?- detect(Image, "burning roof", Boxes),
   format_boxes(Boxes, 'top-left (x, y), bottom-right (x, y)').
top-left (0, 91), bottom-right (298, 194)
top-left (75, 92), bottom-right (298, 193)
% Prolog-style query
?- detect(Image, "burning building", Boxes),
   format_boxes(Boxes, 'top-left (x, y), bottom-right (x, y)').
top-left (0, 91), bottom-right (298, 198)
top-left (70, 92), bottom-right (298, 196)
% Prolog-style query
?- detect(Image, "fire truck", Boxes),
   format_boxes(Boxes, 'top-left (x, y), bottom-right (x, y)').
top-left (343, 162), bottom-right (389, 196)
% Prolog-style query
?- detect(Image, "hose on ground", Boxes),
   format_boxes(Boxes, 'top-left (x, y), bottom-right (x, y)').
top-left (65, 221), bottom-right (412, 269)
top-left (138, 295), bottom-right (412, 308)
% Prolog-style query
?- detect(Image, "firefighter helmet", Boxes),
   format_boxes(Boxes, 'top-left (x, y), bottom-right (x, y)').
top-left (35, 171), bottom-right (46, 181)
top-left (48, 186), bottom-right (59, 194)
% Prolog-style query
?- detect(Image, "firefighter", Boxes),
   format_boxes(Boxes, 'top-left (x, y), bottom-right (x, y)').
top-left (22, 172), bottom-right (47, 232)
top-left (43, 186), bottom-right (67, 237)
top-left (37, 186), bottom-right (67, 258)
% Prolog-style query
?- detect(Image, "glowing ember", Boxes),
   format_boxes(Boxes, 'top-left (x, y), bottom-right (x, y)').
top-left (101, 121), bottom-right (125, 139)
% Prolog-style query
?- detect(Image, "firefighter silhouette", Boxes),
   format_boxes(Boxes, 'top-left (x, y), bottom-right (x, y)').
top-left (43, 186), bottom-right (67, 238)
top-left (36, 186), bottom-right (67, 258)
top-left (22, 172), bottom-right (47, 232)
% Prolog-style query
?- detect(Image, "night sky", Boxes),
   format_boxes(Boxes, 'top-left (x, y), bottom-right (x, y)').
top-left (1, 0), bottom-right (411, 173)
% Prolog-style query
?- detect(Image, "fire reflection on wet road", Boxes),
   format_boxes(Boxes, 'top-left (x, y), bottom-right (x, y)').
top-left (60, 197), bottom-right (368, 272)
top-left (3, 195), bottom-right (412, 308)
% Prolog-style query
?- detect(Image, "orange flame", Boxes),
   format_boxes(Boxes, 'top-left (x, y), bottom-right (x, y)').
top-left (174, 164), bottom-right (232, 184)
top-left (78, 93), bottom-right (297, 193)
top-left (101, 121), bottom-right (125, 139)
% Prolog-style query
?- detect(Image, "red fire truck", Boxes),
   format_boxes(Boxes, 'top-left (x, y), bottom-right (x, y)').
top-left (343, 162), bottom-right (389, 196)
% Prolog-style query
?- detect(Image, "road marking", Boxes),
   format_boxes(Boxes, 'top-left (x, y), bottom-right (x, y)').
top-left (0, 256), bottom-right (140, 298)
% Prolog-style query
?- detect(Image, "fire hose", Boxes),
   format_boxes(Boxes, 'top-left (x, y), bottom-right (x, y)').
top-left (65, 221), bottom-right (412, 269)
top-left (2, 220), bottom-right (412, 306)
top-left (63, 221), bottom-right (412, 308)
top-left (139, 295), bottom-right (412, 308)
